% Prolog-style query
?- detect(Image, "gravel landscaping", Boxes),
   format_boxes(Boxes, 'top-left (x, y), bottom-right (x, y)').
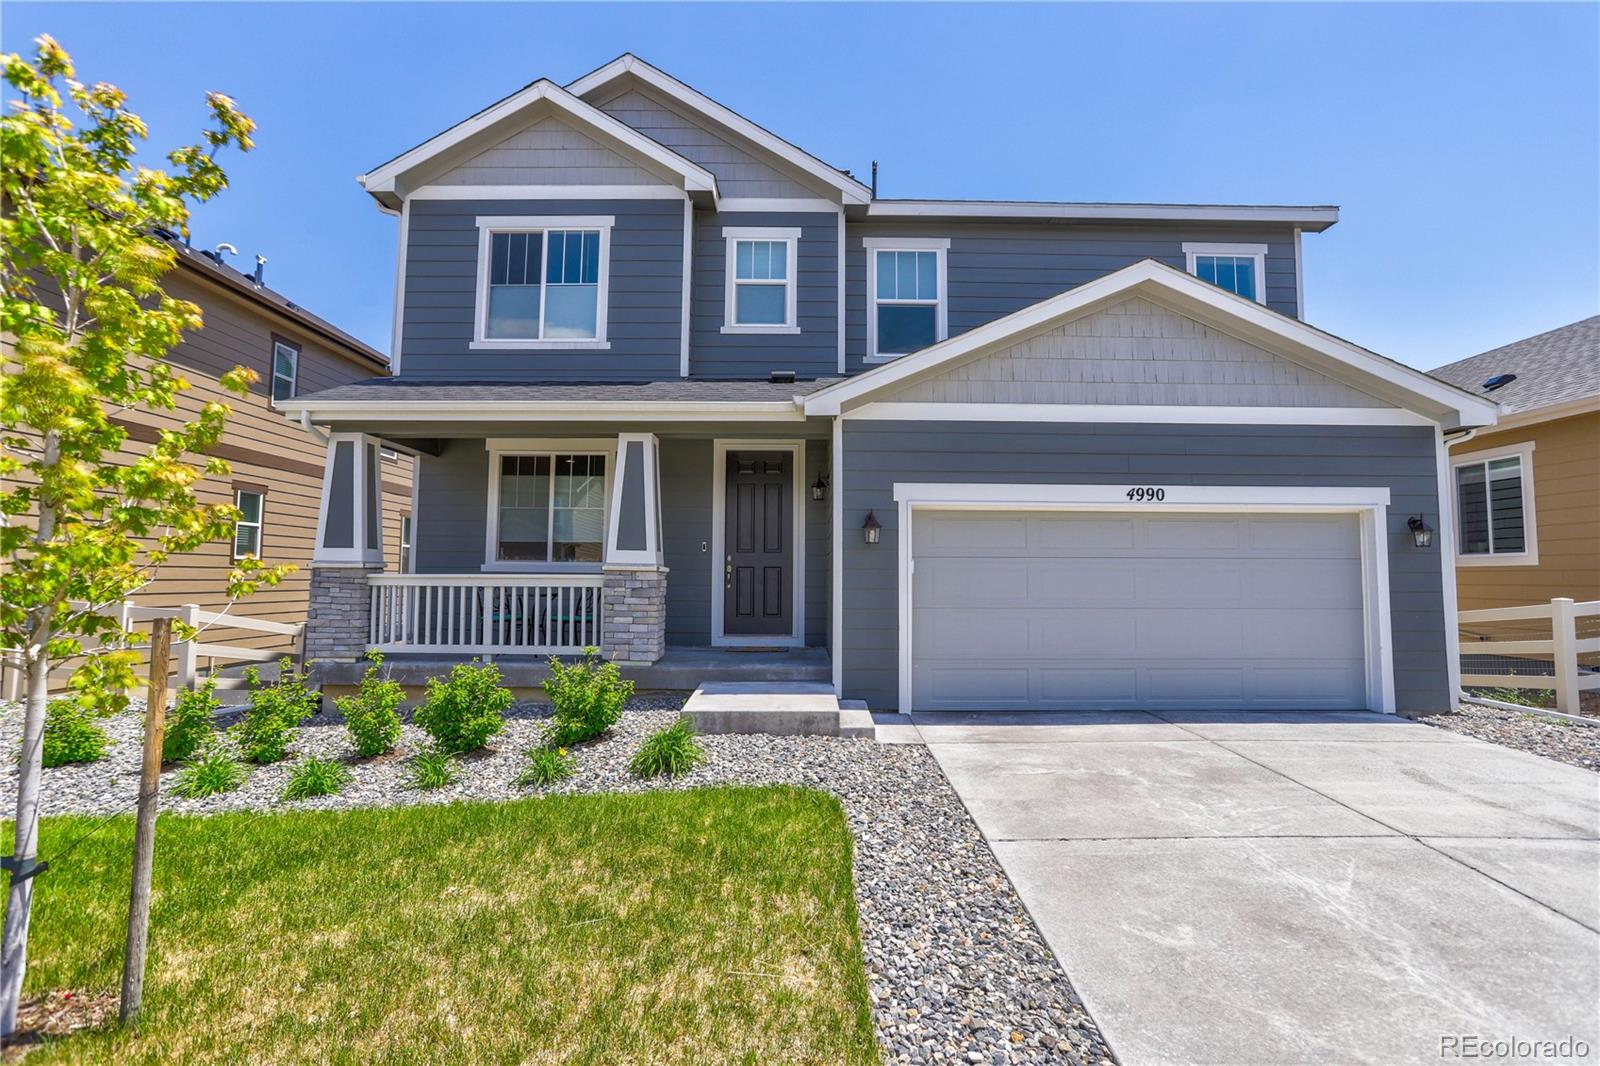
top-left (1403, 701), bottom-right (1600, 772)
top-left (1, 698), bottom-right (1114, 1066)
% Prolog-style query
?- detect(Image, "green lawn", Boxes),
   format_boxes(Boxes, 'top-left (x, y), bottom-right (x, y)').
top-left (10, 787), bottom-right (879, 1065)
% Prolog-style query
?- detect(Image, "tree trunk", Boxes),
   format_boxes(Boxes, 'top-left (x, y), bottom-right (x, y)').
top-left (0, 649), bottom-right (49, 1037)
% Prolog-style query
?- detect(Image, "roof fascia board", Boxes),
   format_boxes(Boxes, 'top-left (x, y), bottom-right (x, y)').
top-left (279, 399), bottom-right (808, 423)
top-left (865, 201), bottom-right (1340, 230)
top-left (567, 56), bottom-right (871, 205)
top-left (1468, 394), bottom-right (1600, 434)
top-left (361, 80), bottom-right (717, 199)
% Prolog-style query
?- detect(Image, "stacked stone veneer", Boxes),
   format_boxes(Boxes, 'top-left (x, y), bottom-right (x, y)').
top-left (601, 566), bottom-right (668, 664)
top-left (305, 565), bottom-right (379, 661)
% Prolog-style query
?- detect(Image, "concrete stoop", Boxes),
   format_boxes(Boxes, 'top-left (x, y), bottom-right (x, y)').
top-left (682, 682), bottom-right (877, 739)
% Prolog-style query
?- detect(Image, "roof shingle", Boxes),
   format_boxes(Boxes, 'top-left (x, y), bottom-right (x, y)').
top-left (1430, 316), bottom-right (1599, 415)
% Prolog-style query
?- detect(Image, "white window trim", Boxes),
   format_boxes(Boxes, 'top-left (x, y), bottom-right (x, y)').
top-left (1450, 440), bottom-right (1539, 567)
top-left (482, 438), bottom-right (617, 572)
top-left (1183, 242), bottom-right (1268, 304)
top-left (864, 237), bottom-right (949, 363)
top-left (709, 440), bottom-right (807, 648)
top-left (889, 483), bottom-right (1396, 716)
top-left (398, 513), bottom-right (413, 574)
top-left (270, 340), bottom-right (298, 406)
top-left (233, 489), bottom-right (264, 560)
top-left (721, 226), bottom-right (801, 334)
top-left (472, 215), bottom-right (613, 350)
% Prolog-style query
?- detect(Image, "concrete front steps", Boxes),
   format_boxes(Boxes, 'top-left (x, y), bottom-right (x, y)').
top-left (681, 682), bottom-right (877, 739)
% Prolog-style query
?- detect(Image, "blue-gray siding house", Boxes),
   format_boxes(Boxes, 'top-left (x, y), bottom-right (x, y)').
top-left (285, 54), bottom-right (1498, 714)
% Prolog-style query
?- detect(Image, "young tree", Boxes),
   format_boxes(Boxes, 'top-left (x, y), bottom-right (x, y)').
top-left (1, 36), bottom-right (285, 1033)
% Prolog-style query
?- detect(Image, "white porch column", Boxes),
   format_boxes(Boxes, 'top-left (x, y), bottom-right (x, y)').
top-left (601, 433), bottom-right (668, 663)
top-left (306, 433), bottom-right (385, 662)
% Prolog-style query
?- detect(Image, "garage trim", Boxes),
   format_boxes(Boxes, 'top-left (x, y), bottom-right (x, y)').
top-left (891, 483), bottom-right (1396, 715)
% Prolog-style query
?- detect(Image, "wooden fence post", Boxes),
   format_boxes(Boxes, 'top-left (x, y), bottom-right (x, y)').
top-left (1551, 598), bottom-right (1579, 716)
top-left (119, 615), bottom-right (171, 1025)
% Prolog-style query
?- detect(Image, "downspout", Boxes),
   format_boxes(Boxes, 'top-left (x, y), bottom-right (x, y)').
top-left (294, 409), bottom-right (329, 445)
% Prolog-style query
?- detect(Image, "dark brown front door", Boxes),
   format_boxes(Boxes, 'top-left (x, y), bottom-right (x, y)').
top-left (723, 451), bottom-right (792, 637)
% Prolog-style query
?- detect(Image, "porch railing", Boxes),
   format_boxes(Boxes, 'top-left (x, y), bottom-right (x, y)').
top-left (1459, 597), bottom-right (1600, 715)
top-left (367, 574), bottom-right (605, 656)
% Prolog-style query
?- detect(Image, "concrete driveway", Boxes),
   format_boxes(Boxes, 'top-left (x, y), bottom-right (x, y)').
top-left (916, 710), bottom-right (1600, 1066)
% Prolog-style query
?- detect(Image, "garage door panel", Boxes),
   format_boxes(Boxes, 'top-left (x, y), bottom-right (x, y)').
top-left (923, 513), bottom-right (1029, 550)
top-left (1246, 610), bottom-right (1364, 656)
top-left (1028, 612), bottom-right (1136, 656)
top-left (1140, 517), bottom-right (1242, 552)
top-left (1030, 516), bottom-right (1135, 551)
top-left (1251, 557), bottom-right (1364, 607)
top-left (1145, 666), bottom-right (1245, 702)
top-left (1135, 561), bottom-right (1245, 605)
top-left (913, 558), bottom-right (1031, 606)
top-left (1037, 667), bottom-right (1138, 703)
top-left (1248, 516), bottom-right (1362, 555)
top-left (1251, 663), bottom-right (1366, 702)
top-left (918, 666), bottom-right (1031, 705)
top-left (917, 611), bottom-right (1030, 657)
top-left (1028, 561), bottom-right (1137, 605)
top-left (1137, 611), bottom-right (1246, 658)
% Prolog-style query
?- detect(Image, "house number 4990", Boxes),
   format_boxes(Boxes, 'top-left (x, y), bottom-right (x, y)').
top-left (1126, 487), bottom-right (1166, 502)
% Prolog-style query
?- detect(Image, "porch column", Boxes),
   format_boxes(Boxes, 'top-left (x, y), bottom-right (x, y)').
top-left (305, 433), bottom-right (385, 662)
top-left (600, 433), bottom-right (668, 664)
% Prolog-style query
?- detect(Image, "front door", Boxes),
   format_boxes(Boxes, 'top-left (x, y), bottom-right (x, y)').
top-left (723, 451), bottom-right (793, 638)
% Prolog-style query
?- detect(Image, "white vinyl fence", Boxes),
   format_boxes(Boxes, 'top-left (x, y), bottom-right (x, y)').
top-left (1458, 597), bottom-right (1600, 715)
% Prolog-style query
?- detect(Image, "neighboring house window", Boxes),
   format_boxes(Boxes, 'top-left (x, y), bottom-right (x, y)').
top-left (398, 514), bottom-right (412, 573)
top-left (380, 446), bottom-right (399, 462)
top-left (864, 237), bottom-right (949, 361)
top-left (473, 215), bottom-right (613, 348)
top-left (233, 489), bottom-right (264, 559)
top-left (270, 340), bottom-right (298, 404)
top-left (1453, 442), bottom-right (1538, 565)
top-left (490, 452), bottom-right (608, 565)
top-left (1183, 243), bottom-right (1267, 303)
top-left (721, 227), bottom-right (800, 333)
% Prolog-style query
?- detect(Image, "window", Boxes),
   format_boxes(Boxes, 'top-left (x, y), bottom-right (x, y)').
top-left (490, 451), bottom-right (607, 565)
top-left (865, 238), bottom-right (948, 360)
top-left (473, 215), bottom-right (613, 348)
top-left (398, 514), bottom-right (412, 573)
top-left (1183, 243), bottom-right (1267, 303)
top-left (233, 489), bottom-right (263, 559)
top-left (270, 340), bottom-right (298, 404)
top-left (1453, 443), bottom-right (1538, 565)
top-left (722, 227), bottom-right (799, 333)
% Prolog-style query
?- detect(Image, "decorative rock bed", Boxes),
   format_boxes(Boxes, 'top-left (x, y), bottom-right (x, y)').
top-left (0, 698), bottom-right (1115, 1065)
top-left (1404, 701), bottom-right (1600, 773)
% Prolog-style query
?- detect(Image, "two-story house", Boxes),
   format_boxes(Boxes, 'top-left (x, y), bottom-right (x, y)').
top-left (285, 54), bottom-right (1498, 714)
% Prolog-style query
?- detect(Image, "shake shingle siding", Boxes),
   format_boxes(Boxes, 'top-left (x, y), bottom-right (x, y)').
top-left (401, 198), bottom-right (685, 380)
top-left (839, 421), bottom-right (1449, 712)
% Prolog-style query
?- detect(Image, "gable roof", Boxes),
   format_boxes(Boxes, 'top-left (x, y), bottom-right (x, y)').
top-left (566, 54), bottom-right (872, 205)
top-left (804, 259), bottom-right (1499, 429)
top-left (1429, 316), bottom-right (1600, 423)
top-left (358, 78), bottom-right (717, 207)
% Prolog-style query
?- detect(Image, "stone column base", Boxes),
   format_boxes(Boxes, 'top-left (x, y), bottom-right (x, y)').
top-left (305, 564), bottom-right (381, 662)
top-left (601, 565), bottom-right (669, 664)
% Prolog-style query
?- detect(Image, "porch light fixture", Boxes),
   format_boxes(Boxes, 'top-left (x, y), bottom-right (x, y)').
top-left (1407, 515), bottom-right (1434, 549)
top-left (862, 511), bottom-right (882, 545)
top-left (811, 472), bottom-right (828, 502)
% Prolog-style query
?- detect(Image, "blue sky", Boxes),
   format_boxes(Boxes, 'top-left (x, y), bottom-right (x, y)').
top-left (5, 2), bottom-right (1596, 370)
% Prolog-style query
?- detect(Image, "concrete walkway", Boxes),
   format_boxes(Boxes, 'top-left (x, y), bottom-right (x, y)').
top-left (917, 709), bottom-right (1600, 1066)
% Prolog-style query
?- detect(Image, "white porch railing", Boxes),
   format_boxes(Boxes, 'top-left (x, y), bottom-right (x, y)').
top-left (368, 574), bottom-right (604, 656)
top-left (1459, 597), bottom-right (1600, 715)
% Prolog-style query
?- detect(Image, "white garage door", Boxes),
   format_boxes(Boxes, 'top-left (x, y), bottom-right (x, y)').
top-left (911, 511), bottom-right (1368, 711)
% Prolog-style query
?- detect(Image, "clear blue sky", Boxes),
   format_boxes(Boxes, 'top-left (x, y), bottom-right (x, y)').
top-left (6, 2), bottom-right (1596, 370)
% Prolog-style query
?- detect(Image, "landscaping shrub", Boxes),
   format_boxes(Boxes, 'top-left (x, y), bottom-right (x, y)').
top-left (173, 743), bottom-right (246, 798)
top-left (413, 660), bottom-right (511, 754)
top-left (163, 679), bottom-right (220, 763)
top-left (406, 749), bottom-right (458, 791)
top-left (628, 718), bottom-right (705, 779)
top-left (518, 745), bottom-right (574, 787)
top-left (542, 647), bottom-right (632, 748)
top-left (42, 698), bottom-right (109, 767)
top-left (234, 658), bottom-right (317, 764)
top-left (282, 756), bottom-right (353, 800)
top-left (337, 651), bottom-right (404, 758)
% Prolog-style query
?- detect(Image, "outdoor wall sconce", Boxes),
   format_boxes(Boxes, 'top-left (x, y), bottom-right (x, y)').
top-left (862, 511), bottom-right (882, 544)
top-left (1407, 515), bottom-right (1434, 549)
top-left (811, 472), bottom-right (828, 502)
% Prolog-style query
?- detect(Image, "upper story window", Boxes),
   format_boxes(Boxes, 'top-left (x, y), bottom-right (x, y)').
top-left (398, 514), bottom-right (413, 573)
top-left (473, 215), bottom-right (613, 350)
top-left (1453, 442), bottom-right (1538, 566)
top-left (864, 237), bottom-right (949, 361)
top-left (1183, 243), bottom-right (1267, 303)
top-left (270, 340), bottom-right (298, 404)
top-left (233, 488), bottom-right (264, 559)
top-left (722, 227), bottom-right (800, 334)
top-left (487, 446), bottom-right (610, 567)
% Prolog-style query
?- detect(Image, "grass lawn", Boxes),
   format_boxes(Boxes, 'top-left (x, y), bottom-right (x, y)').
top-left (8, 787), bottom-right (879, 1065)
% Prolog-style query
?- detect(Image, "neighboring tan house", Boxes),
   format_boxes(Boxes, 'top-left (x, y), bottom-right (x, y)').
top-left (284, 54), bottom-right (1498, 714)
top-left (1431, 317), bottom-right (1600, 612)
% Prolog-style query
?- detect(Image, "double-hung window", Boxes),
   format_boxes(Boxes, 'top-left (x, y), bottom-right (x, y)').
top-left (270, 340), bottom-right (298, 404)
top-left (1183, 243), bottom-right (1267, 303)
top-left (474, 216), bottom-right (612, 348)
top-left (489, 448), bottom-right (609, 566)
top-left (865, 237), bottom-right (948, 360)
top-left (722, 227), bottom-right (800, 333)
top-left (1453, 443), bottom-right (1538, 565)
top-left (233, 489), bottom-right (264, 559)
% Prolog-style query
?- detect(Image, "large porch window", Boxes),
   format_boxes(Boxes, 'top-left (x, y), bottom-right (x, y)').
top-left (491, 451), bottom-right (607, 565)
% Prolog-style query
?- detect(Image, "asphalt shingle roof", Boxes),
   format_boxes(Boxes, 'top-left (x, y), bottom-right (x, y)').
top-left (1430, 316), bottom-right (1600, 415)
top-left (294, 376), bottom-right (841, 404)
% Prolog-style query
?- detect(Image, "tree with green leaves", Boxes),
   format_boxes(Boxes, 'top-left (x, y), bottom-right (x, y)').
top-left (1, 36), bottom-right (287, 1033)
